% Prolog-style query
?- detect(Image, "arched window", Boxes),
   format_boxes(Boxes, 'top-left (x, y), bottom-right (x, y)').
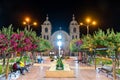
top-left (71, 23), bottom-right (74, 25)
top-left (73, 28), bottom-right (76, 33)
top-left (47, 23), bottom-right (49, 25)
top-left (76, 35), bottom-right (77, 38)
top-left (45, 27), bottom-right (48, 33)
top-left (72, 35), bottom-right (74, 39)
top-left (47, 35), bottom-right (49, 40)
top-left (44, 35), bottom-right (46, 39)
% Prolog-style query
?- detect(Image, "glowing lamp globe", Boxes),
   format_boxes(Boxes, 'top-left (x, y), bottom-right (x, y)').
top-left (57, 35), bottom-right (62, 40)
top-left (57, 41), bottom-right (62, 46)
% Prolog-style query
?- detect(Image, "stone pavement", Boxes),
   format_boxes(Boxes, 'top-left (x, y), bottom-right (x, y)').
top-left (17, 57), bottom-right (113, 80)
top-left (0, 57), bottom-right (114, 80)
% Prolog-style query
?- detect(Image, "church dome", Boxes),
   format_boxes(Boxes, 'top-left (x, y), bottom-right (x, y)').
top-left (43, 15), bottom-right (51, 25)
top-left (70, 14), bottom-right (78, 25)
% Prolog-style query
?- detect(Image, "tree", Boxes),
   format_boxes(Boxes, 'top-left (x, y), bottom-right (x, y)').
top-left (36, 38), bottom-right (53, 52)
top-left (93, 29), bottom-right (120, 80)
top-left (70, 39), bottom-right (83, 52)
top-left (0, 25), bottom-right (14, 79)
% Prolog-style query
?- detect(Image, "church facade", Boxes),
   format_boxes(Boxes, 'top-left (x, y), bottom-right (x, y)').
top-left (41, 15), bottom-right (80, 55)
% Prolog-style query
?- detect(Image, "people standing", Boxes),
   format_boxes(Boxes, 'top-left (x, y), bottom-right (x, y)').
top-left (37, 55), bottom-right (41, 63)
top-left (78, 52), bottom-right (83, 63)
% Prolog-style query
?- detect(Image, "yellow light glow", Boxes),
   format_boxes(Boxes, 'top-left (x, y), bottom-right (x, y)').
top-left (80, 22), bottom-right (83, 25)
top-left (89, 48), bottom-right (93, 52)
top-left (86, 18), bottom-right (91, 23)
top-left (23, 21), bottom-right (26, 25)
top-left (25, 17), bottom-right (30, 22)
top-left (92, 21), bottom-right (96, 25)
top-left (33, 22), bottom-right (37, 26)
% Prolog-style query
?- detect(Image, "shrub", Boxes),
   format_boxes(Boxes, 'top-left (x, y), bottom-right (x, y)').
top-left (0, 65), bottom-right (3, 75)
top-left (116, 69), bottom-right (120, 74)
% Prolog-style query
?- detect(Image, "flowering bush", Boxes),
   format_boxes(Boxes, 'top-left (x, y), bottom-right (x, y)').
top-left (0, 34), bottom-right (8, 53)
top-left (70, 39), bottom-right (83, 52)
top-left (10, 32), bottom-right (38, 52)
top-left (10, 32), bottom-right (25, 52)
top-left (76, 40), bottom-right (83, 47)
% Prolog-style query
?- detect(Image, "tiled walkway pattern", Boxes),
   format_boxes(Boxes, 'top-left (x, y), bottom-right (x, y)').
top-left (17, 57), bottom-right (113, 80)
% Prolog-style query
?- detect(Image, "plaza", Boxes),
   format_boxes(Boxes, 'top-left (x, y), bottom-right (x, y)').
top-left (16, 57), bottom-right (111, 80)
top-left (0, 17), bottom-right (120, 80)
top-left (1, 1), bottom-right (120, 80)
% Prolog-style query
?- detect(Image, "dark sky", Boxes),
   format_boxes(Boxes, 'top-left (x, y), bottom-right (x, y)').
top-left (0, 0), bottom-right (120, 35)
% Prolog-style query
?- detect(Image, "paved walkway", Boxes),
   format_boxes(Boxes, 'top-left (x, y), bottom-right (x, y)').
top-left (15, 57), bottom-right (114, 80)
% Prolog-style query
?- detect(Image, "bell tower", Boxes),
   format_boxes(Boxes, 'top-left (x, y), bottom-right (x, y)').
top-left (69, 14), bottom-right (80, 40)
top-left (41, 15), bottom-right (52, 41)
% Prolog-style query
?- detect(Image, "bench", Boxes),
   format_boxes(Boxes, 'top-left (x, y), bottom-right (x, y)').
top-left (25, 62), bottom-right (33, 70)
top-left (10, 62), bottom-right (32, 76)
top-left (9, 68), bottom-right (20, 78)
top-left (98, 65), bottom-right (113, 77)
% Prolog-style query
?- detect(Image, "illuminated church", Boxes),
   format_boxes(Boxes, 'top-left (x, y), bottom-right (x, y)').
top-left (41, 15), bottom-right (80, 55)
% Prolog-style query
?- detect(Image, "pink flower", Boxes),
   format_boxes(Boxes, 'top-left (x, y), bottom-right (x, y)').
top-left (76, 40), bottom-right (83, 46)
top-left (0, 34), bottom-right (6, 39)
top-left (17, 48), bottom-right (23, 53)
top-left (24, 38), bottom-right (31, 43)
top-left (11, 33), bottom-right (19, 40)
top-left (18, 32), bottom-right (24, 40)
top-left (19, 32), bottom-right (24, 37)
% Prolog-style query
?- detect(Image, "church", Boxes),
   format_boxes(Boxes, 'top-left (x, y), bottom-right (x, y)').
top-left (41, 14), bottom-right (80, 55)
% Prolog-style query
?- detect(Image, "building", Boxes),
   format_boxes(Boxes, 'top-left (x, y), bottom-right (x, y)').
top-left (41, 14), bottom-right (80, 55)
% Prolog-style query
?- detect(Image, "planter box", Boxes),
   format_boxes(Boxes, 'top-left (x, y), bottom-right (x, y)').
top-left (45, 61), bottom-right (75, 78)
top-left (46, 70), bottom-right (74, 78)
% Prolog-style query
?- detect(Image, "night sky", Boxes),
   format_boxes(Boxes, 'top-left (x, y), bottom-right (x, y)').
top-left (0, 0), bottom-right (120, 36)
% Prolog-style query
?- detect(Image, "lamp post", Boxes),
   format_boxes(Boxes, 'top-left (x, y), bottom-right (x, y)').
top-left (80, 17), bottom-right (96, 36)
top-left (57, 34), bottom-right (62, 57)
top-left (23, 17), bottom-right (37, 31)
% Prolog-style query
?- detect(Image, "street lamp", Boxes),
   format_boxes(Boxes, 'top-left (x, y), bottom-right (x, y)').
top-left (57, 34), bottom-right (62, 57)
top-left (23, 17), bottom-right (37, 31)
top-left (80, 17), bottom-right (96, 35)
